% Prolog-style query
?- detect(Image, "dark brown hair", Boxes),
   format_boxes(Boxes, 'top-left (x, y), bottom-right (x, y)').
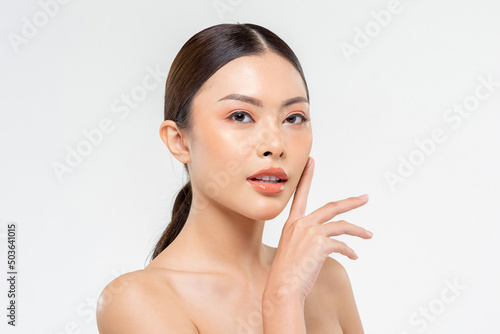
top-left (148, 23), bottom-right (309, 262)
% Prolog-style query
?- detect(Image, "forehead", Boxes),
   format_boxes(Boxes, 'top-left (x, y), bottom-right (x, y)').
top-left (192, 52), bottom-right (307, 107)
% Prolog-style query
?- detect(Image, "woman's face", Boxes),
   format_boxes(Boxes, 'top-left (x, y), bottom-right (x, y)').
top-left (186, 51), bottom-right (312, 220)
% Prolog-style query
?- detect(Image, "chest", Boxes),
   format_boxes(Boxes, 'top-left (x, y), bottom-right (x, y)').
top-left (185, 290), bottom-right (343, 334)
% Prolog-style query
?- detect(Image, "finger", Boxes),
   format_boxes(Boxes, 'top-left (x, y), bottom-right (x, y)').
top-left (320, 220), bottom-right (373, 239)
top-left (288, 157), bottom-right (315, 221)
top-left (326, 239), bottom-right (358, 260)
top-left (307, 195), bottom-right (369, 225)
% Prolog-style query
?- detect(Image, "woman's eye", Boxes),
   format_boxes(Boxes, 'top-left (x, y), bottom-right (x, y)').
top-left (285, 113), bottom-right (308, 124)
top-left (228, 111), bottom-right (253, 123)
top-left (228, 111), bottom-right (309, 124)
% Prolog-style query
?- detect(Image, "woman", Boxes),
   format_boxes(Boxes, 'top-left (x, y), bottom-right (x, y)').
top-left (96, 23), bottom-right (373, 333)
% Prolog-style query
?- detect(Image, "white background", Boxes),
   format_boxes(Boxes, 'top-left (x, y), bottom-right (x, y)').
top-left (1, 0), bottom-right (499, 333)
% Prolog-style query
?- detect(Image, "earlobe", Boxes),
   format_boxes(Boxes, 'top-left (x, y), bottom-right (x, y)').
top-left (159, 120), bottom-right (191, 164)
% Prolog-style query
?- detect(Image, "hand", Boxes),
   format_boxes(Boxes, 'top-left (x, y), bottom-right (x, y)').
top-left (265, 157), bottom-right (373, 302)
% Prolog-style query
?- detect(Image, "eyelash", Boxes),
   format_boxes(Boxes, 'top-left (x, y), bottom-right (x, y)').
top-left (228, 111), bottom-right (309, 124)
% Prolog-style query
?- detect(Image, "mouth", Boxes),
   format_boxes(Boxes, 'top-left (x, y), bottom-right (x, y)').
top-left (246, 167), bottom-right (288, 194)
top-left (248, 176), bottom-right (285, 183)
top-left (246, 167), bottom-right (288, 182)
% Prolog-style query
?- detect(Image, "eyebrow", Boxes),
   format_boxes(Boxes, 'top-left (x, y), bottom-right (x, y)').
top-left (218, 94), bottom-right (309, 109)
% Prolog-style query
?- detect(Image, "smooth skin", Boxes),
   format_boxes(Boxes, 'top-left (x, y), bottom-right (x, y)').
top-left (96, 51), bottom-right (373, 333)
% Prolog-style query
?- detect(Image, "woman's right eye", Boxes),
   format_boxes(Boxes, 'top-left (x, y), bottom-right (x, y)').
top-left (228, 111), bottom-right (254, 123)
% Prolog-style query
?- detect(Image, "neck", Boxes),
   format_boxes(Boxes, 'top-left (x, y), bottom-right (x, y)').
top-left (159, 191), bottom-right (272, 277)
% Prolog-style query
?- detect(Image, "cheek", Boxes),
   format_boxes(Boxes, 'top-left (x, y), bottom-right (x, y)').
top-left (211, 127), bottom-right (255, 162)
top-left (286, 129), bottom-right (313, 153)
top-left (190, 128), bottom-right (247, 186)
top-left (285, 130), bottom-right (313, 185)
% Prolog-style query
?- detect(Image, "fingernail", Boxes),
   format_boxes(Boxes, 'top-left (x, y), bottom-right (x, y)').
top-left (358, 194), bottom-right (368, 201)
top-left (366, 230), bottom-right (373, 237)
top-left (307, 157), bottom-right (313, 167)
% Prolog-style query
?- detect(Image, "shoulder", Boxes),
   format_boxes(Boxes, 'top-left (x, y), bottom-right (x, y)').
top-left (316, 257), bottom-right (364, 332)
top-left (310, 256), bottom-right (353, 304)
top-left (320, 256), bottom-right (351, 287)
top-left (96, 269), bottom-right (199, 334)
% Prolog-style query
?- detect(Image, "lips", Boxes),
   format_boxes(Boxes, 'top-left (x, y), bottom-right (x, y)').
top-left (246, 167), bottom-right (288, 194)
top-left (247, 167), bottom-right (288, 182)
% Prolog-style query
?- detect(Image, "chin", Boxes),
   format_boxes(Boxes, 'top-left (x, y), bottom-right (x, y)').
top-left (242, 200), bottom-right (286, 221)
top-left (251, 211), bottom-right (281, 221)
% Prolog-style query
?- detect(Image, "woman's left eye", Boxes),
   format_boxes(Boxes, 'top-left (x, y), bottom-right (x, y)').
top-left (228, 111), bottom-right (308, 124)
top-left (285, 113), bottom-right (308, 124)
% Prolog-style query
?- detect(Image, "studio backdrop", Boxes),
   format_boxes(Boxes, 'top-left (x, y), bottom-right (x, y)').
top-left (1, 0), bottom-right (499, 333)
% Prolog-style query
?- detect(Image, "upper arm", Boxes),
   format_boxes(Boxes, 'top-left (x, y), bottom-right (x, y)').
top-left (323, 257), bottom-right (364, 334)
top-left (96, 272), bottom-right (199, 334)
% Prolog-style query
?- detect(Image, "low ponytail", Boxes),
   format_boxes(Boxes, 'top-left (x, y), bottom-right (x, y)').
top-left (148, 22), bottom-right (309, 263)
top-left (150, 179), bottom-right (192, 261)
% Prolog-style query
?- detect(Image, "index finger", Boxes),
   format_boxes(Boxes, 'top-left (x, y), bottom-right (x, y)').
top-left (307, 195), bottom-right (369, 225)
top-left (288, 156), bottom-right (314, 221)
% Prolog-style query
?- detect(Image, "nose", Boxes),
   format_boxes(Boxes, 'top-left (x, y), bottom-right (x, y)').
top-left (256, 124), bottom-right (286, 159)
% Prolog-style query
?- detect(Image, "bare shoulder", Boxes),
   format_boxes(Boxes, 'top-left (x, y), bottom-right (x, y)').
top-left (96, 269), bottom-right (199, 334)
top-left (319, 256), bottom-right (351, 286)
top-left (316, 257), bottom-right (365, 333)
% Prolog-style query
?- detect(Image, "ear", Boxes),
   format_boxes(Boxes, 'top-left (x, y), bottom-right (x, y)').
top-left (159, 120), bottom-right (191, 164)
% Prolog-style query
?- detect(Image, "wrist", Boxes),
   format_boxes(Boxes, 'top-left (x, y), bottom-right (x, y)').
top-left (264, 268), bottom-right (304, 301)
top-left (262, 283), bottom-right (304, 313)
top-left (262, 285), bottom-right (306, 333)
